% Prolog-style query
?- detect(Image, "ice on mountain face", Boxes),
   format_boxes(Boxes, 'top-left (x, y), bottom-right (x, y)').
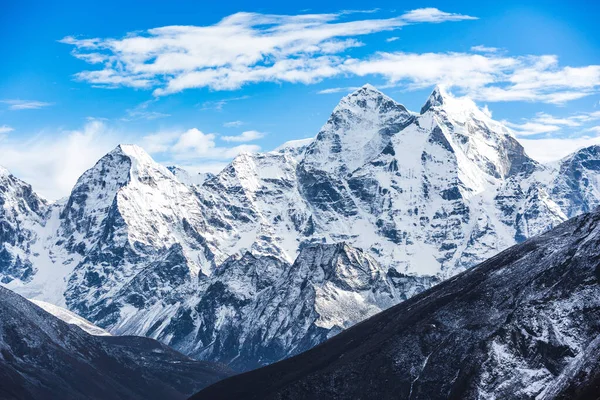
top-left (140, 242), bottom-right (437, 371)
top-left (550, 145), bottom-right (600, 217)
top-left (29, 298), bottom-right (111, 336)
top-left (4, 84), bottom-right (600, 373)
top-left (191, 208), bottom-right (600, 400)
top-left (168, 166), bottom-right (216, 187)
top-left (0, 169), bottom-right (47, 285)
top-left (58, 144), bottom-right (220, 328)
top-left (302, 84), bottom-right (415, 176)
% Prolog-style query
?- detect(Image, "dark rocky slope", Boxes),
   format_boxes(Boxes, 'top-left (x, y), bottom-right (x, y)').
top-left (192, 209), bottom-right (600, 400)
top-left (0, 286), bottom-right (232, 400)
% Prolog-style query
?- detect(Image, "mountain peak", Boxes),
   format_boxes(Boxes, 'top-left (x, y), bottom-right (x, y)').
top-left (334, 84), bottom-right (408, 117)
top-left (420, 84), bottom-right (451, 114)
top-left (346, 83), bottom-right (387, 100)
top-left (0, 164), bottom-right (10, 177)
top-left (111, 144), bottom-right (154, 162)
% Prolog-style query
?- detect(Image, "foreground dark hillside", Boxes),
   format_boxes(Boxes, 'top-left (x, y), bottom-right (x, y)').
top-left (192, 210), bottom-right (600, 400)
top-left (0, 286), bottom-right (232, 400)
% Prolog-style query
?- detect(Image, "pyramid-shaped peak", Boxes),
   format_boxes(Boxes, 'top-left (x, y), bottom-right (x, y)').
top-left (104, 144), bottom-right (164, 169)
top-left (112, 144), bottom-right (153, 160)
top-left (349, 83), bottom-right (387, 99)
top-left (0, 164), bottom-right (10, 177)
top-left (336, 84), bottom-right (407, 115)
top-left (420, 85), bottom-right (452, 114)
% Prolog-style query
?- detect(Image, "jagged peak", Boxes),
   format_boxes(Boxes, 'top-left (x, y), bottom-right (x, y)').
top-left (336, 84), bottom-right (406, 114)
top-left (100, 144), bottom-right (174, 178)
top-left (109, 144), bottom-right (155, 163)
top-left (560, 144), bottom-right (600, 163)
top-left (420, 84), bottom-right (452, 114)
top-left (0, 164), bottom-right (10, 177)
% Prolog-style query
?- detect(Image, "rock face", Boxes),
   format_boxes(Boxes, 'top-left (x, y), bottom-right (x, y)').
top-left (1, 85), bottom-right (600, 371)
top-left (0, 286), bottom-right (231, 400)
top-left (147, 243), bottom-right (438, 371)
top-left (0, 166), bottom-right (46, 284)
top-left (191, 209), bottom-right (600, 400)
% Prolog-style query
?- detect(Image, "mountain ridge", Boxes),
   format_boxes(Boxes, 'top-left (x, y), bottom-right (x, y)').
top-left (0, 285), bottom-right (232, 400)
top-left (2, 84), bottom-right (600, 371)
top-left (191, 207), bottom-right (600, 399)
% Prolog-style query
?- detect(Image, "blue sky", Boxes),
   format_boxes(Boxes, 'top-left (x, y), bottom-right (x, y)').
top-left (1, 0), bottom-right (599, 199)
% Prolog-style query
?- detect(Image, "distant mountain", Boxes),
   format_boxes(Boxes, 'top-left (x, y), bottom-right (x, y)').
top-left (191, 208), bottom-right (600, 400)
top-left (0, 285), bottom-right (231, 400)
top-left (2, 85), bottom-right (600, 371)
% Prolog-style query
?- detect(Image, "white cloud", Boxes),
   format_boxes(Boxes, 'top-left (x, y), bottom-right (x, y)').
top-left (1, 100), bottom-right (53, 110)
top-left (471, 45), bottom-right (499, 53)
top-left (223, 120), bottom-right (244, 128)
top-left (61, 9), bottom-right (600, 104)
top-left (400, 8), bottom-right (477, 23)
top-left (318, 87), bottom-right (351, 94)
top-left (61, 8), bottom-right (475, 94)
top-left (505, 121), bottom-right (561, 136)
top-left (386, 37), bottom-right (399, 42)
top-left (530, 112), bottom-right (581, 127)
top-left (122, 100), bottom-right (170, 121)
top-left (506, 111), bottom-right (598, 137)
top-left (200, 96), bottom-right (250, 111)
top-left (512, 110), bottom-right (600, 162)
top-left (0, 121), bottom-right (121, 200)
top-left (0, 125), bottom-right (14, 134)
top-left (221, 130), bottom-right (265, 142)
top-left (519, 136), bottom-right (600, 163)
top-left (345, 52), bottom-right (600, 103)
top-left (142, 128), bottom-right (260, 160)
top-left (317, 86), bottom-right (360, 94)
top-left (586, 126), bottom-right (600, 134)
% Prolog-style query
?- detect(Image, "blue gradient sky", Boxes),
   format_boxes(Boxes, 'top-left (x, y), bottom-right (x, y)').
top-left (1, 0), bottom-right (599, 199)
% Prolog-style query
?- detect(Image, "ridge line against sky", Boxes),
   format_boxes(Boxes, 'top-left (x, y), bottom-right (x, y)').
top-left (0, 1), bottom-right (599, 199)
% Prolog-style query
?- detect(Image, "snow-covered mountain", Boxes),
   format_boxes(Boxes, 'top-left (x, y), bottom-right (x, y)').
top-left (192, 206), bottom-right (600, 400)
top-left (29, 298), bottom-right (112, 336)
top-left (0, 166), bottom-right (47, 284)
top-left (0, 84), bottom-right (599, 371)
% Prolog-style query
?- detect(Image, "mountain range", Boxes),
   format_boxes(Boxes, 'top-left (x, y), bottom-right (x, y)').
top-left (2, 84), bottom-right (600, 371)
top-left (192, 204), bottom-right (600, 400)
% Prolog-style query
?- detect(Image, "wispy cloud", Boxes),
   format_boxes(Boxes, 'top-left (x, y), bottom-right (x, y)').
top-left (345, 52), bottom-right (600, 104)
top-left (0, 125), bottom-right (14, 134)
top-left (1, 100), bottom-right (53, 110)
top-left (399, 7), bottom-right (477, 23)
top-left (122, 100), bottom-right (170, 121)
top-left (60, 8), bottom-right (600, 104)
top-left (470, 45), bottom-right (499, 53)
top-left (223, 120), bottom-right (244, 128)
top-left (221, 130), bottom-right (265, 142)
top-left (0, 121), bottom-right (122, 199)
top-left (586, 126), bottom-right (600, 134)
top-left (317, 86), bottom-right (360, 94)
top-left (386, 37), bottom-right (399, 42)
top-left (141, 128), bottom-right (260, 161)
top-left (60, 8), bottom-right (475, 95)
top-left (519, 136), bottom-right (600, 163)
top-left (511, 111), bottom-right (600, 162)
top-left (199, 96), bottom-right (250, 111)
top-left (507, 111), bottom-right (600, 137)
